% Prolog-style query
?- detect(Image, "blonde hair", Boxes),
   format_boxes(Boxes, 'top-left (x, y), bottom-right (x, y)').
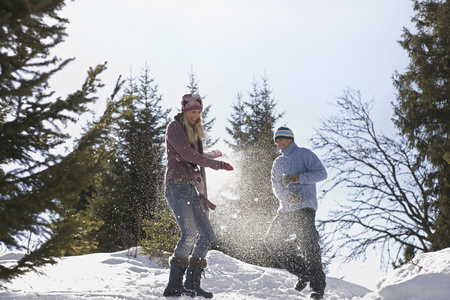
top-left (183, 113), bottom-right (205, 145)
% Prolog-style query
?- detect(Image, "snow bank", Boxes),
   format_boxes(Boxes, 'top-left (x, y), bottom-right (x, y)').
top-left (1, 247), bottom-right (449, 299)
top-left (0, 249), bottom-right (369, 299)
top-left (374, 247), bottom-right (450, 300)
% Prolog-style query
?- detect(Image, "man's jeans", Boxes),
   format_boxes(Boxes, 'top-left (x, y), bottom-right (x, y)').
top-left (165, 182), bottom-right (215, 260)
top-left (264, 208), bottom-right (326, 293)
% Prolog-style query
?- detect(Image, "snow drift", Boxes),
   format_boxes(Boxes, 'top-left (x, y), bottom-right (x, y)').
top-left (0, 247), bottom-right (449, 299)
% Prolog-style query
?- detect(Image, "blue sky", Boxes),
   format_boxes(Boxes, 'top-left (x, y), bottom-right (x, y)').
top-left (52, 0), bottom-right (416, 290)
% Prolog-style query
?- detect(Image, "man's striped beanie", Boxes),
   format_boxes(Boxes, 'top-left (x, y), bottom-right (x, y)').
top-left (274, 126), bottom-right (294, 142)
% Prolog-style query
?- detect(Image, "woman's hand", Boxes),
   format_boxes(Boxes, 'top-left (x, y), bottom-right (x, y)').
top-left (221, 162), bottom-right (234, 171)
top-left (208, 150), bottom-right (223, 159)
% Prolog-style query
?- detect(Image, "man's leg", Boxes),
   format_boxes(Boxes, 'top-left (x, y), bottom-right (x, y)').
top-left (295, 208), bottom-right (326, 298)
top-left (264, 212), bottom-right (307, 278)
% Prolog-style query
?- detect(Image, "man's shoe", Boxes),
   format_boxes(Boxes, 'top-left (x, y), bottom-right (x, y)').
top-left (294, 277), bottom-right (308, 292)
top-left (310, 290), bottom-right (324, 300)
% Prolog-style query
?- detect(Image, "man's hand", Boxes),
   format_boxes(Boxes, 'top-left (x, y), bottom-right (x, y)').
top-left (286, 193), bottom-right (302, 207)
top-left (282, 174), bottom-right (299, 188)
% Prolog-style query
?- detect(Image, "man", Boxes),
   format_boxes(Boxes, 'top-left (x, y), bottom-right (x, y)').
top-left (264, 126), bottom-right (327, 300)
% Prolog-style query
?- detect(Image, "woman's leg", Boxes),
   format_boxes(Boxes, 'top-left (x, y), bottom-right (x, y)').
top-left (190, 194), bottom-right (215, 260)
top-left (166, 183), bottom-right (199, 258)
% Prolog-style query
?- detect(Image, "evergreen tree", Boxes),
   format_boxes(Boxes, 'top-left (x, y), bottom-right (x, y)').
top-left (393, 0), bottom-right (450, 250)
top-left (0, 0), bottom-right (72, 100)
top-left (212, 75), bottom-right (284, 266)
top-left (0, 0), bottom-right (128, 282)
top-left (87, 65), bottom-right (170, 252)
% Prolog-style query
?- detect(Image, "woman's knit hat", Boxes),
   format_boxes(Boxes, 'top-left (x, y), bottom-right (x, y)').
top-left (274, 126), bottom-right (294, 142)
top-left (181, 94), bottom-right (203, 113)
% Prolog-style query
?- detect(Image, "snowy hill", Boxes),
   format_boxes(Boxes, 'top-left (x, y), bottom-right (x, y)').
top-left (0, 248), bottom-right (449, 300)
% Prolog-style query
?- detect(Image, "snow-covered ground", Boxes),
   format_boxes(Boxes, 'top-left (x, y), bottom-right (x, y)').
top-left (0, 247), bottom-right (449, 300)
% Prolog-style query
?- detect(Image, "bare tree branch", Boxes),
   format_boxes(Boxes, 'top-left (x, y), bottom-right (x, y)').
top-left (311, 88), bottom-right (435, 266)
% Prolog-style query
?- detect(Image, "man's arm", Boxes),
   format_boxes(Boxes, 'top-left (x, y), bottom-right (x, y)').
top-left (298, 149), bottom-right (327, 184)
top-left (271, 160), bottom-right (289, 201)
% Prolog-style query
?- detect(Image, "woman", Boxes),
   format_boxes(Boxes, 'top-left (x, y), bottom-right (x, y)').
top-left (163, 94), bottom-right (234, 298)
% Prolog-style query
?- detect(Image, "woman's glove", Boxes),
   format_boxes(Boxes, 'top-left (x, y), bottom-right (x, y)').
top-left (286, 193), bottom-right (302, 207)
top-left (208, 149), bottom-right (223, 159)
top-left (282, 174), bottom-right (299, 188)
top-left (221, 162), bottom-right (234, 171)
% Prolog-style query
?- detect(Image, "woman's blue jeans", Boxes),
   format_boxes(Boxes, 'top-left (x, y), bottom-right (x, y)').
top-left (165, 182), bottom-right (215, 260)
